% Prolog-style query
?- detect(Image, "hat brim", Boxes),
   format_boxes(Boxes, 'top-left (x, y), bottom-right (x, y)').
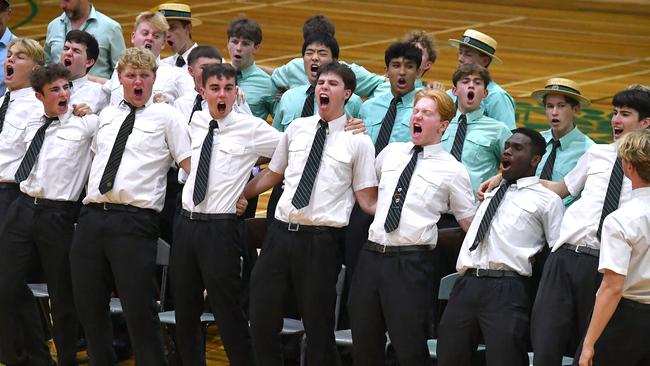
top-left (531, 88), bottom-right (591, 108)
top-left (448, 38), bottom-right (502, 64)
top-left (165, 16), bottom-right (202, 26)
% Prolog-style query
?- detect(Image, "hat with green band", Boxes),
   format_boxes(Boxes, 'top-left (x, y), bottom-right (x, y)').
top-left (531, 78), bottom-right (591, 108)
top-left (157, 3), bottom-right (202, 26)
top-left (448, 29), bottom-right (502, 64)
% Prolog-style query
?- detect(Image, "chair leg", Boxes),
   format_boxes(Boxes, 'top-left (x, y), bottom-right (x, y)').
top-left (299, 334), bottom-right (307, 366)
top-left (37, 298), bottom-right (54, 337)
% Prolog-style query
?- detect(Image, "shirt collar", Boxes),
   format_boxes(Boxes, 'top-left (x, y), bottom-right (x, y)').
top-left (239, 62), bottom-right (257, 79)
top-left (71, 75), bottom-right (89, 89)
top-left (514, 175), bottom-right (539, 189)
top-left (59, 4), bottom-right (97, 23)
top-left (120, 99), bottom-right (151, 110)
top-left (392, 87), bottom-right (418, 107)
top-left (49, 108), bottom-right (73, 125)
top-left (180, 43), bottom-right (198, 60)
top-left (418, 142), bottom-right (444, 158)
top-left (546, 125), bottom-right (583, 148)
top-left (632, 186), bottom-right (650, 199)
top-left (316, 113), bottom-right (346, 133)
top-left (215, 109), bottom-right (240, 129)
top-left (0, 28), bottom-right (13, 46)
top-left (8, 86), bottom-right (34, 99)
top-left (455, 108), bottom-right (484, 124)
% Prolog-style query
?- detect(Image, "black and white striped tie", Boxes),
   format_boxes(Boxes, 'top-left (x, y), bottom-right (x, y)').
top-left (374, 97), bottom-right (401, 155)
top-left (450, 114), bottom-right (467, 161)
top-left (596, 157), bottom-right (624, 240)
top-left (175, 55), bottom-right (186, 67)
top-left (188, 94), bottom-right (203, 125)
top-left (193, 119), bottom-right (219, 206)
top-left (98, 102), bottom-right (137, 194)
top-left (300, 85), bottom-right (316, 117)
top-left (469, 181), bottom-right (515, 251)
top-left (292, 120), bottom-right (328, 209)
top-left (384, 145), bottom-right (423, 233)
top-left (0, 91), bottom-right (10, 134)
top-left (15, 116), bottom-right (58, 183)
top-left (540, 139), bottom-right (560, 180)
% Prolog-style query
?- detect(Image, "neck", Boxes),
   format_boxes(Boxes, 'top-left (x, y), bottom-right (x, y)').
top-left (319, 110), bottom-right (344, 123)
top-left (458, 105), bottom-right (479, 114)
top-left (0, 26), bottom-right (6, 36)
top-left (177, 41), bottom-right (193, 55)
top-left (70, 3), bottom-right (91, 22)
top-left (551, 124), bottom-right (574, 140)
top-left (391, 87), bottom-right (413, 98)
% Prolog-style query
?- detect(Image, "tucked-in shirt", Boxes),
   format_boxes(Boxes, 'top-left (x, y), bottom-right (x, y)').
top-left (370, 78), bottom-right (424, 98)
top-left (182, 109), bottom-right (280, 214)
top-left (71, 75), bottom-right (108, 114)
top-left (457, 176), bottom-right (564, 276)
top-left (83, 101), bottom-right (191, 211)
top-left (369, 142), bottom-right (476, 246)
top-left (161, 43), bottom-right (198, 71)
top-left (236, 62), bottom-right (276, 120)
top-left (269, 114), bottom-right (377, 227)
top-left (537, 126), bottom-right (594, 206)
top-left (599, 187), bottom-right (650, 304)
top-left (0, 87), bottom-right (44, 182)
top-left (552, 143), bottom-right (633, 251)
top-left (272, 84), bottom-right (362, 131)
top-left (361, 87), bottom-right (419, 144)
top-left (173, 90), bottom-right (252, 122)
top-left (441, 108), bottom-right (512, 196)
top-left (45, 6), bottom-right (126, 79)
top-left (0, 27), bottom-right (15, 95)
top-left (103, 60), bottom-right (195, 106)
top-left (20, 109), bottom-right (98, 201)
top-left (447, 81), bottom-right (516, 129)
top-left (270, 58), bottom-right (385, 98)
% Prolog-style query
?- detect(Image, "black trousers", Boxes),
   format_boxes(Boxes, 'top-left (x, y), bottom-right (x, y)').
top-left (0, 196), bottom-right (76, 366)
top-left (170, 216), bottom-right (254, 366)
top-left (438, 275), bottom-right (531, 366)
top-left (573, 298), bottom-right (650, 366)
top-left (349, 247), bottom-right (435, 366)
top-left (69, 206), bottom-right (166, 366)
top-left (249, 220), bottom-right (344, 366)
top-left (0, 184), bottom-right (20, 227)
top-left (531, 247), bottom-right (602, 366)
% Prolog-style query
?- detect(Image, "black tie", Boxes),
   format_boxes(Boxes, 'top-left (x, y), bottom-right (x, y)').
top-left (0, 91), bottom-right (10, 134)
top-left (596, 157), bottom-right (624, 240)
top-left (292, 120), bottom-right (328, 209)
top-left (469, 181), bottom-right (515, 251)
top-left (188, 94), bottom-right (203, 125)
top-left (384, 145), bottom-right (423, 233)
top-left (540, 139), bottom-right (561, 180)
top-left (450, 114), bottom-right (467, 161)
top-left (374, 97), bottom-right (401, 155)
top-left (236, 70), bottom-right (243, 81)
top-left (300, 85), bottom-right (316, 118)
top-left (193, 119), bottom-right (219, 206)
top-left (175, 55), bottom-right (186, 67)
top-left (98, 102), bottom-right (137, 194)
top-left (14, 116), bottom-right (58, 183)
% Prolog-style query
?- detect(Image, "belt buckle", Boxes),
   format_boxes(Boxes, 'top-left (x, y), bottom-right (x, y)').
top-left (288, 222), bottom-right (300, 232)
top-left (379, 244), bottom-right (387, 253)
top-left (33, 197), bottom-right (39, 206)
top-left (103, 202), bottom-right (109, 211)
top-left (475, 268), bottom-right (483, 277)
top-left (189, 211), bottom-right (198, 220)
top-left (574, 244), bottom-right (582, 254)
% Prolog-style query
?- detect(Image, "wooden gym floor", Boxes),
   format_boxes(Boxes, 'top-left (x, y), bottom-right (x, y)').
top-left (3, 0), bottom-right (650, 364)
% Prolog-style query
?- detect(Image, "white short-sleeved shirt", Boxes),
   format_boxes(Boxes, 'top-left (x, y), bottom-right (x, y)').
top-left (160, 43), bottom-right (197, 72)
top-left (70, 75), bottom-right (108, 114)
top-left (0, 87), bottom-right (44, 182)
top-left (83, 100), bottom-right (191, 211)
top-left (552, 143), bottom-right (633, 251)
top-left (369, 142), bottom-right (476, 246)
top-left (269, 114), bottom-right (377, 227)
top-left (457, 176), bottom-right (565, 276)
top-left (20, 110), bottom-right (99, 201)
top-left (599, 187), bottom-right (650, 304)
top-left (182, 109), bottom-right (280, 214)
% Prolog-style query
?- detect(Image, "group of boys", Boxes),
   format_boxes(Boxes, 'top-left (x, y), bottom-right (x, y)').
top-left (0, 3), bottom-right (648, 366)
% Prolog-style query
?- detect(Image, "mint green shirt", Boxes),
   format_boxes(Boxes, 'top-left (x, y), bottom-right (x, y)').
top-left (238, 62), bottom-right (276, 120)
top-left (371, 79), bottom-right (424, 98)
top-left (537, 127), bottom-right (595, 207)
top-left (270, 58), bottom-right (385, 98)
top-left (442, 108), bottom-right (512, 195)
top-left (45, 5), bottom-right (126, 79)
top-left (360, 87), bottom-right (419, 144)
top-left (447, 81), bottom-right (516, 130)
top-left (272, 84), bottom-right (362, 132)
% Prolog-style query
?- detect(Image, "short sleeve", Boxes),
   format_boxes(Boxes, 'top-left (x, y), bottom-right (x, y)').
top-left (252, 119), bottom-right (281, 158)
top-left (484, 91), bottom-right (516, 129)
top-left (564, 147), bottom-right (591, 197)
top-left (351, 135), bottom-right (378, 191)
top-left (598, 214), bottom-right (631, 276)
top-left (541, 193), bottom-right (565, 247)
top-left (449, 165), bottom-right (477, 220)
top-left (164, 107), bottom-right (192, 163)
top-left (268, 130), bottom-right (290, 174)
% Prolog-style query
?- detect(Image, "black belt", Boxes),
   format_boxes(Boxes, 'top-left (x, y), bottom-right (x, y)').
top-left (21, 194), bottom-right (75, 209)
top-left (273, 219), bottom-right (344, 233)
top-left (463, 268), bottom-right (523, 278)
top-left (180, 209), bottom-right (238, 221)
top-left (364, 241), bottom-right (435, 254)
top-left (87, 202), bottom-right (156, 214)
top-left (0, 182), bottom-right (18, 189)
top-left (560, 243), bottom-right (600, 258)
top-left (620, 298), bottom-right (650, 311)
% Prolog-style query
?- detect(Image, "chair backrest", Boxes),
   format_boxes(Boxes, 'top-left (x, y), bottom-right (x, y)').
top-left (438, 272), bottom-right (459, 300)
top-left (245, 217), bottom-right (268, 250)
top-left (333, 265), bottom-right (346, 330)
top-left (156, 238), bottom-right (171, 310)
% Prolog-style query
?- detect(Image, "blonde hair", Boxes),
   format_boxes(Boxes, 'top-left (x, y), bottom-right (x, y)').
top-left (117, 47), bottom-right (158, 74)
top-left (618, 129), bottom-right (650, 182)
top-left (134, 11), bottom-right (169, 34)
top-left (7, 38), bottom-right (45, 66)
top-left (414, 89), bottom-right (456, 122)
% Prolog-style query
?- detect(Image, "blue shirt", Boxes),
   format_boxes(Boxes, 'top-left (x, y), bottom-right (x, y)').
top-left (45, 5), bottom-right (126, 79)
top-left (361, 87), bottom-right (420, 144)
top-left (371, 78), bottom-right (424, 98)
top-left (0, 27), bottom-right (15, 95)
top-left (271, 58), bottom-right (385, 98)
top-left (447, 81), bottom-right (516, 129)
top-left (441, 108), bottom-right (512, 195)
top-left (272, 84), bottom-right (362, 132)
top-left (538, 126), bottom-right (595, 207)
top-left (237, 62), bottom-right (276, 120)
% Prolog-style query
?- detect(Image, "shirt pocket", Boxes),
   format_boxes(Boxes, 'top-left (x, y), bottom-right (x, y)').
top-left (414, 171), bottom-right (443, 205)
top-left (378, 159), bottom-right (401, 189)
top-left (216, 141), bottom-right (246, 173)
top-left (465, 134), bottom-right (493, 163)
top-left (507, 199), bottom-right (538, 231)
top-left (55, 129), bottom-right (85, 156)
top-left (0, 120), bottom-right (24, 144)
top-left (287, 140), bottom-right (309, 171)
top-left (129, 123), bottom-right (159, 152)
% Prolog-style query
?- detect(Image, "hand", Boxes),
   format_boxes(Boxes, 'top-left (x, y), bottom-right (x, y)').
top-left (274, 87), bottom-right (287, 102)
top-left (344, 117), bottom-right (367, 135)
top-left (153, 93), bottom-right (170, 104)
top-left (236, 194), bottom-right (248, 216)
top-left (236, 86), bottom-right (247, 105)
top-left (477, 174), bottom-right (502, 201)
top-left (72, 103), bottom-right (92, 117)
top-left (426, 80), bottom-right (446, 91)
top-left (579, 344), bottom-right (595, 366)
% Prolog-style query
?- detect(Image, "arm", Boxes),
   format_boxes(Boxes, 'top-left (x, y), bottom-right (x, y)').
top-left (477, 174), bottom-right (502, 201)
top-left (458, 216), bottom-right (473, 232)
top-left (539, 179), bottom-right (570, 199)
top-left (578, 271), bottom-right (625, 366)
top-left (243, 168), bottom-right (283, 199)
top-left (344, 117), bottom-right (367, 135)
top-left (259, 65), bottom-right (274, 76)
top-left (355, 186), bottom-right (378, 215)
top-left (179, 157), bottom-right (191, 174)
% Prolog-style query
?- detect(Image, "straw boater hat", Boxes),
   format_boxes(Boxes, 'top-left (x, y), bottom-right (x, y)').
top-left (157, 3), bottom-right (202, 26)
top-left (448, 29), bottom-right (502, 64)
top-left (530, 78), bottom-right (591, 108)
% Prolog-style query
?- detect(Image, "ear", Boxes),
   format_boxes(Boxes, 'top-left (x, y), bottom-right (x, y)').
top-left (531, 154), bottom-right (542, 168)
top-left (480, 55), bottom-right (491, 68)
top-left (439, 119), bottom-right (450, 134)
top-left (130, 31), bottom-right (136, 45)
top-left (573, 104), bottom-right (581, 114)
top-left (452, 86), bottom-right (458, 97)
top-left (343, 88), bottom-right (352, 101)
top-left (35, 91), bottom-right (45, 103)
top-left (85, 57), bottom-right (96, 70)
top-left (483, 87), bottom-right (489, 97)
top-left (188, 65), bottom-right (196, 78)
top-left (384, 65), bottom-right (388, 77)
top-left (422, 61), bottom-right (432, 73)
top-left (199, 86), bottom-right (206, 100)
top-left (253, 43), bottom-right (260, 52)
top-left (640, 116), bottom-right (650, 129)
